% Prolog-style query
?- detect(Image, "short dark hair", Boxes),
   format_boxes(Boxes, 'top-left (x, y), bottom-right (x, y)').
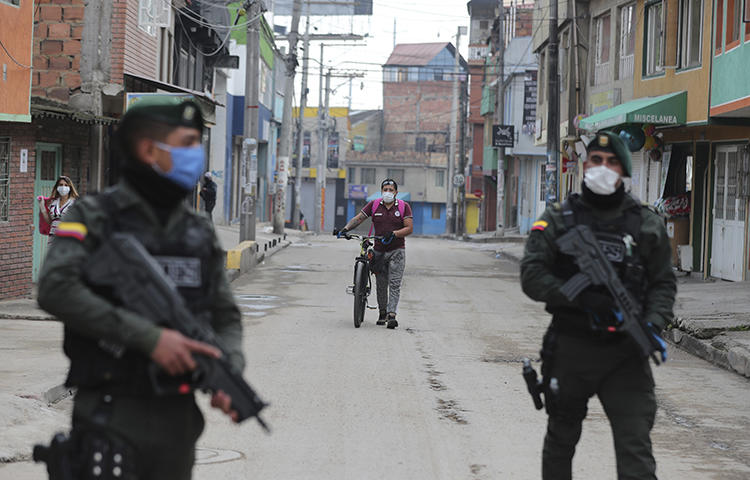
top-left (381, 178), bottom-right (398, 191)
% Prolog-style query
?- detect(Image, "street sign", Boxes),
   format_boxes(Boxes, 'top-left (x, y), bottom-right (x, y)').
top-left (473, 189), bottom-right (483, 198)
top-left (453, 174), bottom-right (465, 187)
top-left (492, 125), bottom-right (515, 148)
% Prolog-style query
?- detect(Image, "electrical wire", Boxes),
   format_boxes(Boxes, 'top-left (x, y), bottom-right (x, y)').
top-left (0, 38), bottom-right (32, 69)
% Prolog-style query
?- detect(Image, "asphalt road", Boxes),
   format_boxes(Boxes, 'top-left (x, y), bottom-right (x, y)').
top-left (2, 235), bottom-right (749, 479)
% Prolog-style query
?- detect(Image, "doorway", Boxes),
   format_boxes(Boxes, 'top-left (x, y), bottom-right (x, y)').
top-left (711, 145), bottom-right (747, 281)
top-left (32, 143), bottom-right (62, 282)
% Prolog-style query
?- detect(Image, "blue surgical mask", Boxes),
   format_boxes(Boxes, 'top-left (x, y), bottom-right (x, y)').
top-left (153, 142), bottom-right (205, 190)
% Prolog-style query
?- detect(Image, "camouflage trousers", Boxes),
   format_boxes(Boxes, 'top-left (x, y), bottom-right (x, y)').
top-left (375, 249), bottom-right (405, 315)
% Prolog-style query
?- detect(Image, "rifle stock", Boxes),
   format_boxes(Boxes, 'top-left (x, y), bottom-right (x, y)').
top-left (85, 233), bottom-right (269, 430)
top-left (556, 225), bottom-right (666, 364)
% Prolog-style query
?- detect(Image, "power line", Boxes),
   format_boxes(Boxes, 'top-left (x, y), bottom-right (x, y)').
top-left (0, 38), bottom-right (31, 69)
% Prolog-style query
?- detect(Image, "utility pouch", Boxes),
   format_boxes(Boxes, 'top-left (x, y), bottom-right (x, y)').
top-left (34, 427), bottom-right (139, 480)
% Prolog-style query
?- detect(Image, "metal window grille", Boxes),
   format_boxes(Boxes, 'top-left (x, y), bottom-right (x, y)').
top-left (0, 138), bottom-right (10, 221)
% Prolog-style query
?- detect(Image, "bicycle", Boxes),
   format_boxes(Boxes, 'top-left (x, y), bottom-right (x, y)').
top-left (333, 230), bottom-right (390, 328)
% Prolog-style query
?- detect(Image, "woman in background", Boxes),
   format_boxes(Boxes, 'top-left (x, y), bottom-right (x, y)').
top-left (38, 175), bottom-right (79, 243)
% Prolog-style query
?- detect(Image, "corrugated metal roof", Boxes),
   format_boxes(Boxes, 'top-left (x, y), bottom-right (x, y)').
top-left (384, 43), bottom-right (451, 66)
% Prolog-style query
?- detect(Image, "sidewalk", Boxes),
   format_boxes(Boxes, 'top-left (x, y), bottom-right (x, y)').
top-left (477, 233), bottom-right (750, 378)
top-left (0, 222), bottom-right (303, 462)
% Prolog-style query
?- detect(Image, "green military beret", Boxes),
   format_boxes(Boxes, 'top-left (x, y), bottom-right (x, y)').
top-left (124, 96), bottom-right (204, 133)
top-left (586, 130), bottom-right (632, 177)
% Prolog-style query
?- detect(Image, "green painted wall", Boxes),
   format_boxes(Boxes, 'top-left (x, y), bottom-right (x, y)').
top-left (711, 43), bottom-right (750, 107)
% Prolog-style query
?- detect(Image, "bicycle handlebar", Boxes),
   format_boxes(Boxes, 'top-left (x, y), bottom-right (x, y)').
top-left (332, 230), bottom-right (392, 244)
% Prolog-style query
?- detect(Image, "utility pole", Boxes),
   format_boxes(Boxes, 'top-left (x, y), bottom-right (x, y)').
top-left (495, 0), bottom-right (506, 237)
top-left (546, 0), bottom-right (560, 205)
top-left (241, 0), bottom-right (263, 242)
top-left (446, 26), bottom-right (465, 235)
top-left (275, 0), bottom-right (303, 234)
top-left (293, 4), bottom-right (311, 229)
top-left (315, 70), bottom-right (331, 233)
top-left (456, 79), bottom-right (467, 236)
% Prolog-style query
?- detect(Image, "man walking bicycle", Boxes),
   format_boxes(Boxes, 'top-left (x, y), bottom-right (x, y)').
top-left (339, 179), bottom-right (413, 329)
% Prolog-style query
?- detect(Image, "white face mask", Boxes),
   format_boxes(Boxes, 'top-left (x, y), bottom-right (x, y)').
top-left (382, 191), bottom-right (395, 203)
top-left (583, 165), bottom-right (620, 195)
top-left (57, 185), bottom-right (71, 196)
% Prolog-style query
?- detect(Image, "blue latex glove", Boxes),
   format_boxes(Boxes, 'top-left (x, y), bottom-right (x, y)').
top-left (381, 231), bottom-right (396, 245)
top-left (336, 228), bottom-right (348, 239)
top-left (648, 322), bottom-right (668, 363)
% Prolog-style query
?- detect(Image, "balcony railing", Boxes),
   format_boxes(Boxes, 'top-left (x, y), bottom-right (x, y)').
top-left (594, 61), bottom-right (611, 85)
top-left (619, 55), bottom-right (634, 80)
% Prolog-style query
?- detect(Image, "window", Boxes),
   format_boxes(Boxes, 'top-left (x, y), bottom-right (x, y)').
top-left (593, 13), bottom-right (611, 85)
top-left (387, 168), bottom-right (405, 186)
top-left (348, 167), bottom-right (356, 183)
top-left (327, 132), bottom-right (339, 169)
top-left (728, 0), bottom-right (742, 46)
top-left (716, 0), bottom-right (724, 51)
top-left (645, 2), bottom-right (665, 76)
top-left (302, 131), bottom-right (311, 168)
top-left (397, 68), bottom-right (408, 82)
top-left (431, 204), bottom-right (441, 219)
top-left (361, 167), bottom-right (375, 184)
top-left (678, 0), bottom-right (702, 68)
top-left (480, 20), bottom-right (489, 30)
top-left (618, 4), bottom-right (636, 79)
top-left (0, 138), bottom-right (9, 221)
top-left (138, 0), bottom-right (169, 36)
top-left (0, 0), bottom-right (21, 6)
top-left (416, 137), bottom-right (426, 152)
top-left (383, 67), bottom-right (397, 82)
top-left (435, 169), bottom-right (445, 187)
top-left (433, 69), bottom-right (444, 81)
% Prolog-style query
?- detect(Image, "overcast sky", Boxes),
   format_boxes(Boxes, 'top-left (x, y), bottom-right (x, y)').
top-left (272, 0), bottom-right (471, 111)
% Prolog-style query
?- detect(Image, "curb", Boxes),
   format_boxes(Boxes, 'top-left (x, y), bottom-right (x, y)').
top-left (226, 236), bottom-right (292, 282)
top-left (664, 329), bottom-right (750, 378)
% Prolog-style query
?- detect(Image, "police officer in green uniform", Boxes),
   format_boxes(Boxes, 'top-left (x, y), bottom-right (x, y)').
top-left (37, 98), bottom-right (243, 480)
top-left (520, 131), bottom-right (676, 480)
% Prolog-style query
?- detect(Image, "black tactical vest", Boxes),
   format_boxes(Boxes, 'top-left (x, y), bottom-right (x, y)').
top-left (549, 193), bottom-right (647, 330)
top-left (63, 189), bottom-right (215, 394)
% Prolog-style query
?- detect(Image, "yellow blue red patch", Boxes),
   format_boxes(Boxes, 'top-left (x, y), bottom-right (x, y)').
top-left (531, 220), bottom-right (548, 232)
top-left (55, 222), bottom-right (87, 241)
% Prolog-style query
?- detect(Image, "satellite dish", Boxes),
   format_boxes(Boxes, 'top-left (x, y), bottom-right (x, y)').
top-left (617, 126), bottom-right (646, 152)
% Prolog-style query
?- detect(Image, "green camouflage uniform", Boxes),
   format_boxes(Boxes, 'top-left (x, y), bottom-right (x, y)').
top-left (37, 180), bottom-right (244, 480)
top-left (521, 191), bottom-right (676, 480)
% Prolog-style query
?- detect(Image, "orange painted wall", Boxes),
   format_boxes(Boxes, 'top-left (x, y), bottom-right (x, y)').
top-left (0, 0), bottom-right (34, 121)
top-left (633, 0), bottom-right (712, 124)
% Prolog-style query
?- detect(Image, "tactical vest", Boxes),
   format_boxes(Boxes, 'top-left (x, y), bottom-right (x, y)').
top-left (63, 189), bottom-right (215, 394)
top-left (549, 193), bottom-right (647, 331)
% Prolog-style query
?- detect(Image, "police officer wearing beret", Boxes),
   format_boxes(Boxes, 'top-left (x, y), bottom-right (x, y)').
top-left (37, 98), bottom-right (244, 479)
top-left (520, 131), bottom-right (676, 480)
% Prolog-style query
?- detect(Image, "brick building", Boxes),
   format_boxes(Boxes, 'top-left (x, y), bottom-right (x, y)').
top-left (381, 43), bottom-right (468, 153)
top-left (0, 0), bottom-right (233, 300)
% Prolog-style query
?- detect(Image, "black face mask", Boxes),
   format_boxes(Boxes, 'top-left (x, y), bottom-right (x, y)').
top-left (581, 181), bottom-right (625, 208)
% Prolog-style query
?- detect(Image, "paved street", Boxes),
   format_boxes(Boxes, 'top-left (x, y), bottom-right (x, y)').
top-left (1, 236), bottom-right (750, 479)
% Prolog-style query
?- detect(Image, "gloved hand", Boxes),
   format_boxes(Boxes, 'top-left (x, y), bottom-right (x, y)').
top-left (381, 231), bottom-right (396, 244)
top-left (335, 228), bottom-right (348, 238)
top-left (577, 290), bottom-right (619, 327)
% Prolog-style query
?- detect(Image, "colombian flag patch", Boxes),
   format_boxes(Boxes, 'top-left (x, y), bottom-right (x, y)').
top-left (55, 222), bottom-right (87, 241)
top-left (531, 220), bottom-right (548, 232)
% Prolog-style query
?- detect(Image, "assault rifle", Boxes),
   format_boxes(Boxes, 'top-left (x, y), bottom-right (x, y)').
top-left (84, 233), bottom-right (270, 430)
top-left (556, 225), bottom-right (667, 365)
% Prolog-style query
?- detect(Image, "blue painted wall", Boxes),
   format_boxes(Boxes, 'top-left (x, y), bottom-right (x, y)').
top-left (346, 200), bottom-right (445, 235)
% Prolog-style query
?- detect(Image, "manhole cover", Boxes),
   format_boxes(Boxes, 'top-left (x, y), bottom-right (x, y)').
top-left (194, 447), bottom-right (244, 465)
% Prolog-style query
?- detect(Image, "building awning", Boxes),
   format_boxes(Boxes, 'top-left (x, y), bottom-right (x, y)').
top-left (366, 192), bottom-right (411, 202)
top-left (31, 97), bottom-right (118, 125)
top-left (578, 91), bottom-right (687, 132)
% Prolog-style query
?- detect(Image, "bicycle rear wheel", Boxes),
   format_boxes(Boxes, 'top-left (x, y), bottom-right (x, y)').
top-left (353, 261), bottom-right (367, 328)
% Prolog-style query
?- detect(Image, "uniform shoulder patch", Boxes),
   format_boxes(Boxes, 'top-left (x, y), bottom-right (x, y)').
top-left (531, 220), bottom-right (548, 231)
top-left (55, 222), bottom-right (88, 241)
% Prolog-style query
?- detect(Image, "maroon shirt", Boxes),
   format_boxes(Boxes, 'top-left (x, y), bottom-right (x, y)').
top-left (362, 199), bottom-right (413, 252)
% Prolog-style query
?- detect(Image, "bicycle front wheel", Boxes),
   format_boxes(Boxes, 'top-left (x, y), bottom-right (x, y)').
top-left (353, 261), bottom-right (368, 328)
